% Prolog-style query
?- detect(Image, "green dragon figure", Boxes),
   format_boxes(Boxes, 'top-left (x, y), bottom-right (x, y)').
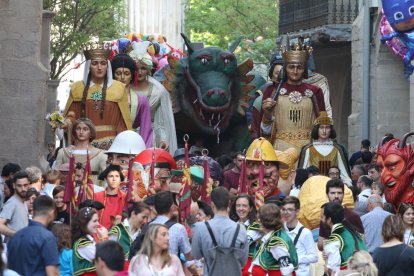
top-left (161, 34), bottom-right (259, 155)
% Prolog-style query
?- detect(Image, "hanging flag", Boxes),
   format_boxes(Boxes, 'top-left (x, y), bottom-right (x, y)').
top-left (201, 154), bottom-right (211, 204)
top-left (179, 167), bottom-right (192, 221)
top-left (238, 157), bottom-right (247, 194)
top-left (77, 152), bottom-right (94, 205)
top-left (63, 156), bottom-right (77, 209)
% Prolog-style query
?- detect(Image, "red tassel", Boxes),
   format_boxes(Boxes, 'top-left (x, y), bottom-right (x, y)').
top-left (259, 160), bottom-right (264, 190)
top-left (150, 148), bottom-right (155, 192)
top-left (201, 157), bottom-right (211, 203)
top-left (238, 158), bottom-right (247, 194)
top-left (124, 157), bottom-right (134, 214)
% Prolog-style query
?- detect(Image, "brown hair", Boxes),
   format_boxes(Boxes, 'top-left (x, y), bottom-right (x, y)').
top-left (46, 170), bottom-right (61, 184)
top-left (381, 214), bottom-right (404, 242)
top-left (52, 223), bottom-right (72, 252)
top-left (72, 118), bottom-right (96, 142)
top-left (52, 185), bottom-right (65, 198)
top-left (259, 204), bottom-right (282, 230)
top-left (138, 224), bottom-right (171, 268)
top-left (282, 196), bottom-right (300, 210)
top-left (71, 207), bottom-right (98, 245)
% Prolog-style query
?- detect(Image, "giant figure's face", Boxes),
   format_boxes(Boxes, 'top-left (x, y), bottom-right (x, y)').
top-left (90, 59), bottom-right (108, 81)
top-left (114, 67), bottom-right (132, 85)
top-left (382, 0), bottom-right (414, 32)
top-left (246, 161), bottom-right (279, 198)
top-left (286, 63), bottom-right (305, 83)
top-left (377, 138), bottom-right (414, 205)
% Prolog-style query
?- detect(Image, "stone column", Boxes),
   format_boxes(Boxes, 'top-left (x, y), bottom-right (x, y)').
top-left (0, 0), bottom-right (50, 168)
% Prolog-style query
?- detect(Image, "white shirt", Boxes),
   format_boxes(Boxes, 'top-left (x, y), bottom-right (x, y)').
top-left (357, 188), bottom-right (372, 202)
top-left (283, 222), bottom-right (318, 276)
top-left (324, 224), bottom-right (342, 273)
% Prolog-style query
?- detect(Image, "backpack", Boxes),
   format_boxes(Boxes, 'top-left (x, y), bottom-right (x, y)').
top-left (129, 218), bottom-right (177, 260)
top-left (204, 221), bottom-right (243, 276)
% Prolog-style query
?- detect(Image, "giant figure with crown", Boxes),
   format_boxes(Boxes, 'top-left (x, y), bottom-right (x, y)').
top-left (64, 43), bottom-right (132, 150)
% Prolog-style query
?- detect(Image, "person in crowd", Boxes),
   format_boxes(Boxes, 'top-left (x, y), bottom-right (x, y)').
top-left (128, 41), bottom-right (177, 153)
top-left (317, 179), bottom-right (364, 251)
top-left (56, 118), bottom-right (108, 184)
top-left (249, 203), bottom-right (298, 275)
top-left (109, 202), bottom-right (150, 262)
top-left (1, 163), bottom-right (20, 209)
top-left (72, 207), bottom-right (108, 276)
top-left (322, 202), bottom-right (366, 274)
top-left (51, 223), bottom-right (73, 276)
top-left (192, 187), bottom-right (248, 276)
top-left (349, 139), bottom-right (371, 167)
top-left (26, 166), bottom-right (44, 193)
top-left (397, 202), bottom-right (414, 246)
top-left (371, 182), bottom-right (386, 203)
top-left (53, 185), bottom-right (70, 224)
top-left (7, 196), bottom-right (59, 276)
top-left (47, 142), bottom-right (57, 168)
top-left (306, 165), bottom-right (320, 178)
top-left (351, 165), bottom-right (366, 186)
top-left (129, 224), bottom-right (185, 275)
top-left (195, 200), bottom-right (214, 222)
top-left (373, 215), bottom-right (414, 275)
top-left (95, 165), bottom-right (126, 229)
top-left (0, 171), bottom-right (29, 242)
top-left (229, 194), bottom-right (260, 275)
top-left (111, 53), bottom-right (153, 147)
top-left (328, 165), bottom-right (341, 180)
top-left (361, 194), bottom-right (391, 254)
top-left (340, 251), bottom-right (378, 276)
top-left (94, 240), bottom-right (126, 276)
top-left (0, 241), bottom-right (19, 275)
top-left (42, 169), bottom-right (61, 198)
top-left (298, 112), bottom-right (352, 186)
top-left (3, 179), bottom-right (14, 203)
top-left (282, 196), bottom-right (318, 276)
top-left (289, 168), bottom-right (308, 197)
top-left (367, 164), bottom-right (381, 184)
top-left (63, 43), bottom-right (131, 150)
top-left (223, 152), bottom-right (245, 195)
top-left (74, 162), bottom-right (105, 194)
top-left (25, 187), bottom-right (40, 219)
top-left (354, 175), bottom-right (373, 216)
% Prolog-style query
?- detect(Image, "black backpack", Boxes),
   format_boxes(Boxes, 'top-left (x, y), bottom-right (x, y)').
top-left (128, 219), bottom-right (177, 260)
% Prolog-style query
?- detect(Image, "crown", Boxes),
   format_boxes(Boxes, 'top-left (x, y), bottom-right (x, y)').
top-left (313, 111), bottom-right (334, 126)
top-left (281, 39), bottom-right (313, 64)
top-left (82, 42), bottom-right (111, 60)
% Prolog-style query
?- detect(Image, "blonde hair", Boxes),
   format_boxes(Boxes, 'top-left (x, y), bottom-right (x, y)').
top-left (138, 224), bottom-right (171, 268)
top-left (347, 251), bottom-right (378, 276)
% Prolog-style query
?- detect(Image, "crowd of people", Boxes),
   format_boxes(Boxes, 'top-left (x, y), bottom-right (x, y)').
top-left (1, 36), bottom-right (414, 276)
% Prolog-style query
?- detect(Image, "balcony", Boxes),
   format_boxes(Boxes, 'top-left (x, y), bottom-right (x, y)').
top-left (279, 0), bottom-right (359, 34)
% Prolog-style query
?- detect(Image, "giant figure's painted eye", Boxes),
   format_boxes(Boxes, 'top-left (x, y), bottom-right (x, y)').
top-left (394, 11), bottom-right (404, 20)
top-left (201, 58), bottom-right (208, 64)
top-left (409, 6), bottom-right (414, 15)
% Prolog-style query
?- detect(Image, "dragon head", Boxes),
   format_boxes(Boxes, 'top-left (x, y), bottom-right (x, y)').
top-left (174, 34), bottom-right (245, 135)
top-left (382, 0), bottom-right (414, 32)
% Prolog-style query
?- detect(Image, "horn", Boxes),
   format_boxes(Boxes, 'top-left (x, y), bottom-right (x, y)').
top-left (378, 136), bottom-right (389, 148)
top-left (180, 33), bottom-right (194, 55)
top-left (229, 36), bottom-right (243, 53)
top-left (398, 132), bottom-right (414, 148)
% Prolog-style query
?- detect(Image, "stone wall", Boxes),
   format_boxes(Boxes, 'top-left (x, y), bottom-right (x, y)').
top-left (0, 0), bottom-right (50, 169)
top-left (349, 4), bottom-right (410, 153)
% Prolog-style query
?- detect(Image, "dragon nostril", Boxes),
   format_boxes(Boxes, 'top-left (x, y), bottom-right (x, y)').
top-left (219, 90), bottom-right (225, 96)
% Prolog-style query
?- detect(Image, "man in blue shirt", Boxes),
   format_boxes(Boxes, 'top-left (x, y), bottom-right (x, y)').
top-left (8, 195), bottom-right (59, 276)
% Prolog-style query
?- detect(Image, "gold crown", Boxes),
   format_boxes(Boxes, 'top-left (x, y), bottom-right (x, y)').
top-left (281, 40), bottom-right (313, 64)
top-left (313, 111), bottom-right (334, 126)
top-left (82, 42), bottom-right (111, 60)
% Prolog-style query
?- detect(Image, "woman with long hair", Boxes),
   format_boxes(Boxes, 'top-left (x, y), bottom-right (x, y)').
top-left (230, 194), bottom-right (261, 276)
top-left (52, 223), bottom-right (73, 276)
top-left (72, 207), bottom-right (108, 276)
top-left (53, 185), bottom-right (70, 224)
top-left (339, 251), bottom-right (378, 276)
top-left (373, 214), bottom-right (414, 275)
top-left (397, 202), bottom-right (414, 246)
top-left (129, 224), bottom-right (185, 276)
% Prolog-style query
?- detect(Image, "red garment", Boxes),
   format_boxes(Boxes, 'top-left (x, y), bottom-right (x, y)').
top-left (223, 169), bottom-right (241, 191)
top-left (251, 265), bottom-right (295, 276)
top-left (94, 190), bottom-right (126, 229)
top-left (242, 257), bottom-right (253, 276)
top-left (78, 272), bottom-right (96, 276)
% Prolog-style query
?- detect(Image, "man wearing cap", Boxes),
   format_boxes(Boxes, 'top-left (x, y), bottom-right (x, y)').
top-left (298, 112), bottom-right (352, 187)
top-left (95, 165), bottom-right (126, 229)
top-left (259, 41), bottom-right (326, 153)
top-left (244, 138), bottom-right (288, 199)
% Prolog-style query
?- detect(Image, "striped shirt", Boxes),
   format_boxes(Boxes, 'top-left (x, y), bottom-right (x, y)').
top-left (361, 207), bottom-right (391, 253)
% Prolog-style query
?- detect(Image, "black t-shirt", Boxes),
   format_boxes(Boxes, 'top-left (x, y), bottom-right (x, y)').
top-left (373, 243), bottom-right (414, 276)
top-left (54, 209), bottom-right (70, 225)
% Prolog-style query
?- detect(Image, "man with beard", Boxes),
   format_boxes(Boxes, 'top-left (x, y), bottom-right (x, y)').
top-left (0, 171), bottom-right (29, 242)
top-left (223, 152), bottom-right (245, 196)
top-left (7, 196), bottom-right (59, 276)
top-left (245, 138), bottom-right (288, 199)
top-left (317, 179), bottom-right (364, 251)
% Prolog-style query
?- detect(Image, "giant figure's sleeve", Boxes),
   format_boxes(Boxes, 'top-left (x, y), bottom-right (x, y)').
top-left (133, 94), bottom-right (154, 148)
top-left (116, 86), bottom-right (132, 132)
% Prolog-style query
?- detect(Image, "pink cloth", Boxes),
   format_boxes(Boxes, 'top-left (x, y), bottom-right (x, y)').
top-left (133, 94), bottom-right (153, 148)
top-left (129, 254), bottom-right (185, 276)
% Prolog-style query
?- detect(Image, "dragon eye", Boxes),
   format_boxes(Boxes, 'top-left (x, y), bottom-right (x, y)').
top-left (223, 58), bottom-right (230, 64)
top-left (201, 58), bottom-right (208, 64)
top-left (410, 6), bottom-right (414, 15)
top-left (394, 11), bottom-right (404, 20)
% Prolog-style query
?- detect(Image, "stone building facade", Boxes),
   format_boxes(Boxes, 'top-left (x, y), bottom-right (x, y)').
top-left (0, 0), bottom-right (52, 168)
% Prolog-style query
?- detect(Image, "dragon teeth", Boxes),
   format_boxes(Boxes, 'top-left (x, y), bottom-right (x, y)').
top-left (199, 108), bottom-right (205, 120)
top-left (193, 99), bottom-right (199, 104)
top-left (209, 120), bottom-right (212, 127)
top-left (218, 114), bottom-right (221, 120)
top-left (211, 113), bottom-right (214, 120)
